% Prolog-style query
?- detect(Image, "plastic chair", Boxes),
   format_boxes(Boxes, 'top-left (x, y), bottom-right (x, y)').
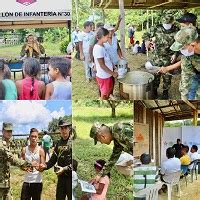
top-left (189, 159), bottom-right (200, 182)
top-left (162, 170), bottom-right (182, 200)
top-left (7, 61), bottom-right (24, 80)
top-left (133, 181), bottom-right (163, 200)
top-left (181, 165), bottom-right (189, 186)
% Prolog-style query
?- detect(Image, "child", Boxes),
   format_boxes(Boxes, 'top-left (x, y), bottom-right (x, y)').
top-left (93, 28), bottom-right (118, 100)
top-left (91, 160), bottom-right (110, 200)
top-left (45, 57), bottom-right (72, 100)
top-left (0, 60), bottom-right (17, 100)
top-left (16, 58), bottom-right (45, 100)
top-left (72, 159), bottom-right (78, 200)
top-left (131, 40), bottom-right (141, 54)
top-left (81, 159), bottom-right (110, 200)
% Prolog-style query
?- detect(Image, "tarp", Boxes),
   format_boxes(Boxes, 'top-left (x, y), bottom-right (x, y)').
top-left (162, 126), bottom-right (200, 161)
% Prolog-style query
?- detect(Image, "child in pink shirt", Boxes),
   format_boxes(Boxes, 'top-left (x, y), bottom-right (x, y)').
top-left (91, 160), bottom-right (110, 200)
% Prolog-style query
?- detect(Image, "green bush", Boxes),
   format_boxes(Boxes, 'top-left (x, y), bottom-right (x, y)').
top-left (59, 38), bottom-right (69, 53)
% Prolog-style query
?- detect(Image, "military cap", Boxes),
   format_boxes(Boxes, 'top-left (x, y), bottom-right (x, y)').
top-left (2, 122), bottom-right (13, 131)
top-left (170, 27), bottom-right (198, 51)
top-left (177, 12), bottom-right (197, 24)
top-left (58, 119), bottom-right (72, 127)
top-left (90, 122), bottom-right (103, 145)
top-left (162, 13), bottom-right (174, 24)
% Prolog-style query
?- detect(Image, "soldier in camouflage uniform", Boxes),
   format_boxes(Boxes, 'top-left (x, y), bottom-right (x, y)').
top-left (143, 12), bottom-right (179, 99)
top-left (39, 119), bottom-right (72, 200)
top-left (90, 122), bottom-right (133, 181)
top-left (170, 27), bottom-right (200, 99)
top-left (0, 122), bottom-right (32, 200)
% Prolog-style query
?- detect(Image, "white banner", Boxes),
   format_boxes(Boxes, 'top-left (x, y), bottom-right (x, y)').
top-left (182, 126), bottom-right (200, 154)
top-left (161, 127), bottom-right (182, 162)
top-left (0, 0), bottom-right (71, 20)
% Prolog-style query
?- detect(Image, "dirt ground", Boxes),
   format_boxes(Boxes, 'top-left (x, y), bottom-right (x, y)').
top-left (72, 51), bottom-right (181, 101)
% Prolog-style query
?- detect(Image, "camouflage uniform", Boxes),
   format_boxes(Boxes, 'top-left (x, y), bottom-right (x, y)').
top-left (0, 123), bottom-right (31, 200)
top-left (90, 122), bottom-right (133, 176)
top-left (143, 14), bottom-right (179, 93)
top-left (45, 119), bottom-right (72, 200)
top-left (170, 27), bottom-right (200, 99)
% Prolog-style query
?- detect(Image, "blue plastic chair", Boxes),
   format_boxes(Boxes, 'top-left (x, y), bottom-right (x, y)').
top-left (7, 61), bottom-right (24, 80)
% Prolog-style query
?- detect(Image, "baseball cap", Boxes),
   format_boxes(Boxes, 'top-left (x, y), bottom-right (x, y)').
top-left (3, 122), bottom-right (13, 131)
top-left (177, 12), bottom-right (197, 24)
top-left (90, 122), bottom-right (103, 145)
top-left (170, 27), bottom-right (198, 51)
top-left (104, 24), bottom-right (115, 31)
top-left (58, 119), bottom-right (72, 127)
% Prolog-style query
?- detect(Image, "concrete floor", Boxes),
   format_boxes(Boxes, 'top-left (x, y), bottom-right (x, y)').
top-left (159, 175), bottom-right (200, 200)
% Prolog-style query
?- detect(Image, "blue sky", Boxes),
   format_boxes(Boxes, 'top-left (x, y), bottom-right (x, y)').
top-left (0, 100), bottom-right (72, 136)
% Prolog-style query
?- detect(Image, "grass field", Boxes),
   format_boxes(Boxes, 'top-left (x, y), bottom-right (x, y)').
top-left (0, 42), bottom-right (64, 59)
top-left (73, 103), bottom-right (133, 200)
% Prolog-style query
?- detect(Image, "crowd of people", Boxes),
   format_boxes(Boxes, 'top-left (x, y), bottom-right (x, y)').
top-left (0, 119), bottom-right (72, 200)
top-left (73, 11), bottom-right (200, 100)
top-left (0, 56), bottom-right (72, 100)
top-left (133, 138), bottom-right (200, 199)
top-left (72, 17), bottom-right (126, 100)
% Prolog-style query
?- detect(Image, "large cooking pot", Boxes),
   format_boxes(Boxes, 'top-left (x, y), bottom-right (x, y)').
top-left (118, 71), bottom-right (154, 100)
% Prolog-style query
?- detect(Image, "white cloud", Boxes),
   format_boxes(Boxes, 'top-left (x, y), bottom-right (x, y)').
top-left (0, 101), bottom-right (51, 128)
top-left (51, 107), bottom-right (66, 119)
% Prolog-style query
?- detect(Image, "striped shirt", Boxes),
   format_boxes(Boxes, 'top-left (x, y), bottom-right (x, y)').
top-left (133, 165), bottom-right (157, 192)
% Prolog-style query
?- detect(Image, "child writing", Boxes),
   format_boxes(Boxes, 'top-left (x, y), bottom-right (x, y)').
top-left (81, 159), bottom-right (110, 200)
top-left (93, 28), bottom-right (118, 100)
top-left (16, 57), bottom-right (45, 100)
top-left (0, 60), bottom-right (17, 100)
top-left (45, 57), bottom-right (72, 100)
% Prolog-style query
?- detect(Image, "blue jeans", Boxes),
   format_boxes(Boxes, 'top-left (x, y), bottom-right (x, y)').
top-left (188, 73), bottom-right (200, 99)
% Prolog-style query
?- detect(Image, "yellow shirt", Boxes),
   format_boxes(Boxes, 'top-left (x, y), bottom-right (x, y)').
top-left (180, 155), bottom-right (191, 165)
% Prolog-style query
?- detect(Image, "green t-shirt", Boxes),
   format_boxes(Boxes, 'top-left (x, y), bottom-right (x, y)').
top-left (2, 79), bottom-right (17, 100)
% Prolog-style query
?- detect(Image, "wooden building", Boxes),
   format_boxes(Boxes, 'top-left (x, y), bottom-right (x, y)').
top-left (134, 100), bottom-right (200, 165)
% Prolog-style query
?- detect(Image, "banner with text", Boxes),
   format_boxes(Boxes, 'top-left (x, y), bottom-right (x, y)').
top-left (0, 0), bottom-right (71, 20)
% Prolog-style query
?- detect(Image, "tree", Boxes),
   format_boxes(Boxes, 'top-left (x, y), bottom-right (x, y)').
top-left (107, 100), bottom-right (121, 118)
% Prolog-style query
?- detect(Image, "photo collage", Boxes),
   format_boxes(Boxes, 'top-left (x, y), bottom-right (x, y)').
top-left (0, 0), bottom-right (200, 200)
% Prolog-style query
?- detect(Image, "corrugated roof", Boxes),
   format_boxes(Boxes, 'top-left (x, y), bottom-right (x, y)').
top-left (91, 0), bottom-right (200, 9)
top-left (135, 100), bottom-right (200, 121)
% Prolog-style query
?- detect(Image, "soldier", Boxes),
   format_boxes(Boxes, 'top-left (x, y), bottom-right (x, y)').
top-left (0, 122), bottom-right (32, 200)
top-left (143, 12), bottom-right (179, 99)
top-left (39, 119), bottom-right (72, 200)
top-left (90, 122), bottom-right (133, 182)
top-left (171, 27), bottom-right (200, 99)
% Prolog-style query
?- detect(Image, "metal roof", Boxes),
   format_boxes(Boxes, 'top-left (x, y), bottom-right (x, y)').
top-left (135, 100), bottom-right (200, 121)
top-left (91, 0), bottom-right (200, 9)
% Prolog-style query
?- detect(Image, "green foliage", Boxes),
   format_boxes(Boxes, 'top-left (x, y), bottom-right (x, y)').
top-left (59, 38), bottom-right (69, 53)
top-left (48, 115), bottom-right (72, 133)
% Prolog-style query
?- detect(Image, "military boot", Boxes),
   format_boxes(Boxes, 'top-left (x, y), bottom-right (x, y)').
top-left (162, 90), bottom-right (169, 100)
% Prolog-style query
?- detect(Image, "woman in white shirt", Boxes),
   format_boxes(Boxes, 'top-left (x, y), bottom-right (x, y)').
top-left (93, 28), bottom-right (118, 99)
top-left (21, 128), bottom-right (45, 200)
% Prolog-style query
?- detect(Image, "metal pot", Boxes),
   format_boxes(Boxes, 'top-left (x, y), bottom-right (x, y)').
top-left (118, 71), bottom-right (154, 100)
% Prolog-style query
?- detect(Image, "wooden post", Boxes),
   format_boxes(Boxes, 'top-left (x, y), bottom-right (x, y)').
top-left (193, 110), bottom-right (198, 126)
top-left (75, 0), bottom-right (79, 26)
top-left (118, 0), bottom-right (125, 56)
top-left (146, 10), bottom-right (149, 31)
